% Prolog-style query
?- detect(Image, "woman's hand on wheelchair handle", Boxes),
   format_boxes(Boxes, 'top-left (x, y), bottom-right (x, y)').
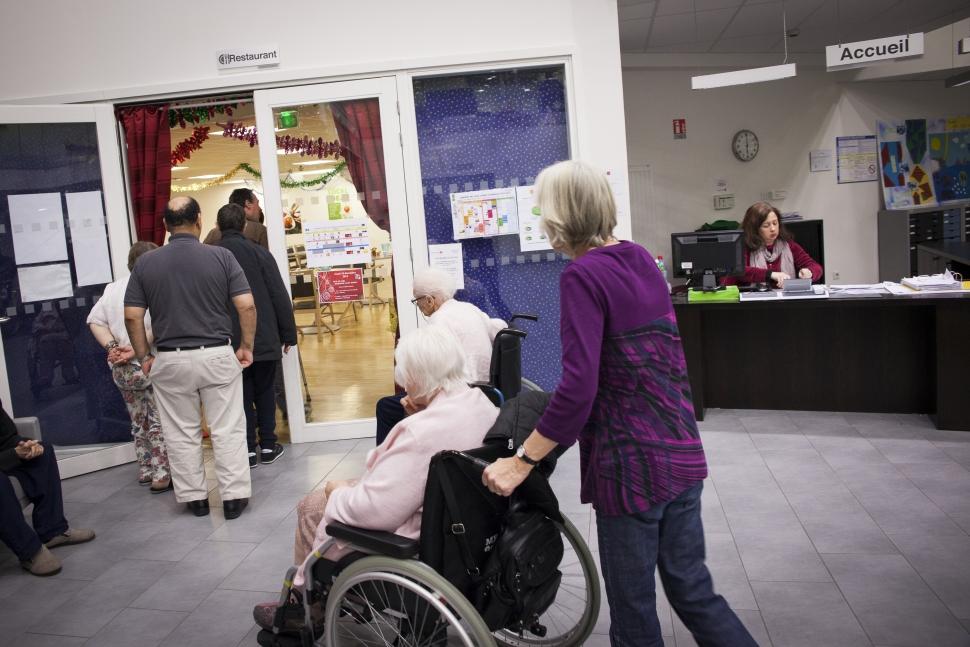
top-left (483, 456), bottom-right (533, 497)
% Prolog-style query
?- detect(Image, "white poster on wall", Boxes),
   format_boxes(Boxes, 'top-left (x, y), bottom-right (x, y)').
top-left (8, 193), bottom-right (68, 265)
top-left (450, 187), bottom-right (519, 240)
top-left (18, 264), bottom-right (74, 303)
top-left (836, 136), bottom-right (879, 184)
top-left (303, 218), bottom-right (371, 268)
top-left (515, 185), bottom-right (552, 252)
top-left (428, 243), bottom-right (465, 290)
top-left (66, 191), bottom-right (113, 286)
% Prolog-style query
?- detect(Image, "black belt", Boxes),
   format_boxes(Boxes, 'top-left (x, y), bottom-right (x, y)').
top-left (156, 341), bottom-right (230, 352)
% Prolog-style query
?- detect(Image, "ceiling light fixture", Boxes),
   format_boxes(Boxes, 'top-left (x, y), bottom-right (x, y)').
top-left (171, 166), bottom-right (189, 171)
top-left (692, 5), bottom-right (797, 89)
top-left (208, 130), bottom-right (224, 136)
top-left (294, 160), bottom-right (338, 166)
top-left (944, 69), bottom-right (970, 89)
top-left (187, 174), bottom-right (223, 180)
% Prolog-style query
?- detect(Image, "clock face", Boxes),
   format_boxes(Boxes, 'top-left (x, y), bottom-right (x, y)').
top-left (732, 129), bottom-right (759, 162)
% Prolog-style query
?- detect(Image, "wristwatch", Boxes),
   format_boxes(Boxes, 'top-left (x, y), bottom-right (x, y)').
top-left (515, 444), bottom-right (540, 466)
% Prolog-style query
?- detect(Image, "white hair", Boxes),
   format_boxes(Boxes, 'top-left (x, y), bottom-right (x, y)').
top-left (412, 267), bottom-right (457, 302)
top-left (534, 160), bottom-right (617, 253)
top-left (394, 325), bottom-right (468, 401)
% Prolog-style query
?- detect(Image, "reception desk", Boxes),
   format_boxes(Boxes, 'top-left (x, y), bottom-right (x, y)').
top-left (673, 293), bottom-right (970, 431)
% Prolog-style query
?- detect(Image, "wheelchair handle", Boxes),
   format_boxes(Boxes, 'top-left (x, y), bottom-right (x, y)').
top-left (457, 452), bottom-right (492, 471)
top-left (495, 328), bottom-right (527, 339)
top-left (510, 313), bottom-right (538, 324)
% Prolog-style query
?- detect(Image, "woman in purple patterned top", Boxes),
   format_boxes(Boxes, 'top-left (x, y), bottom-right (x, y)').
top-left (483, 161), bottom-right (756, 647)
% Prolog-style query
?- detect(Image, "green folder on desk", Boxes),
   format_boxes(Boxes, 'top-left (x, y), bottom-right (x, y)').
top-left (687, 286), bottom-right (740, 303)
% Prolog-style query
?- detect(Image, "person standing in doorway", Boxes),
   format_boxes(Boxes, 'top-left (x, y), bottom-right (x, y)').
top-left (204, 188), bottom-right (268, 248)
top-left (124, 196), bottom-right (255, 520)
top-left (215, 203), bottom-right (298, 468)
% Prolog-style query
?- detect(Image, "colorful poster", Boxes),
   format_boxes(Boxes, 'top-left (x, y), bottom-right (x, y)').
top-left (515, 185), bottom-right (552, 252)
top-left (878, 116), bottom-right (970, 209)
top-left (317, 268), bottom-right (364, 304)
top-left (450, 187), bottom-right (519, 240)
top-left (836, 136), bottom-right (878, 184)
top-left (303, 218), bottom-right (370, 268)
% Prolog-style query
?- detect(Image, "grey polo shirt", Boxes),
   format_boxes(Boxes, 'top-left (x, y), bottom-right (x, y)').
top-left (125, 233), bottom-right (252, 347)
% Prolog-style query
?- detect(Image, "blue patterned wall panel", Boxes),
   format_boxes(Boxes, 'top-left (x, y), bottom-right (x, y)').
top-left (413, 67), bottom-right (570, 390)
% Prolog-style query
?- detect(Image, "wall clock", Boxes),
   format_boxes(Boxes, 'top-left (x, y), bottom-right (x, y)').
top-left (732, 129), bottom-right (759, 162)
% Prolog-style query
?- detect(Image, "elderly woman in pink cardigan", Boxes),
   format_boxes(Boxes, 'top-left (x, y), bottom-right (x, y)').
top-left (254, 325), bottom-right (500, 632)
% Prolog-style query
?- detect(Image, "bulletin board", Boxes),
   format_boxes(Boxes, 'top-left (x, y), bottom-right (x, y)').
top-left (877, 116), bottom-right (970, 210)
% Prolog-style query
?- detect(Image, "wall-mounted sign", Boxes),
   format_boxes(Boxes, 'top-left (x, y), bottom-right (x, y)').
top-left (216, 45), bottom-right (280, 70)
top-left (826, 33), bottom-right (923, 69)
top-left (673, 118), bottom-right (686, 139)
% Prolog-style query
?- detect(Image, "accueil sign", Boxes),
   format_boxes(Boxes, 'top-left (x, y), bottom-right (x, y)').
top-left (826, 33), bottom-right (923, 69)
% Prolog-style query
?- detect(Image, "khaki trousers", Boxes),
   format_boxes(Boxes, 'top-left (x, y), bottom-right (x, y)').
top-left (151, 345), bottom-right (252, 503)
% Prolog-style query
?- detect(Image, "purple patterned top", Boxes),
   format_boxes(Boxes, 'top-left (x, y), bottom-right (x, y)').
top-left (535, 241), bottom-right (707, 516)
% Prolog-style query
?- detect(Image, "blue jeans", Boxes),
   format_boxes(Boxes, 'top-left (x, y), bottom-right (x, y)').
top-left (375, 394), bottom-right (405, 446)
top-left (596, 483), bottom-right (757, 647)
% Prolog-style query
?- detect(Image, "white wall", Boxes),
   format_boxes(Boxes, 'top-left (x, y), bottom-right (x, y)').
top-left (623, 67), bottom-right (970, 283)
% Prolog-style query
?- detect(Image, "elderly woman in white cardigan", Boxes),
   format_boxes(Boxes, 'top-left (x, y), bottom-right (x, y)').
top-left (253, 325), bottom-right (499, 632)
top-left (375, 267), bottom-right (506, 444)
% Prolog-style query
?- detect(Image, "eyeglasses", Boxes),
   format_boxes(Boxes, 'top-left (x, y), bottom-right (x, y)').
top-left (410, 295), bottom-right (429, 305)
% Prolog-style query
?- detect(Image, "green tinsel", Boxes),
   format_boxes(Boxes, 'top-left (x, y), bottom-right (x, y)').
top-left (169, 104), bottom-right (238, 129)
top-left (238, 161), bottom-right (347, 189)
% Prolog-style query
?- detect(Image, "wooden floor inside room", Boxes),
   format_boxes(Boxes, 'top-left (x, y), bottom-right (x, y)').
top-left (294, 301), bottom-right (396, 424)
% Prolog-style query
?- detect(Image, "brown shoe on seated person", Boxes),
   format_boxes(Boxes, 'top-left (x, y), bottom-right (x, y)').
top-left (45, 528), bottom-right (96, 549)
top-left (21, 546), bottom-right (62, 576)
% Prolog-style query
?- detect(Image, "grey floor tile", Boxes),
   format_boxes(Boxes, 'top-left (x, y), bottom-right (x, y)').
top-left (784, 489), bottom-right (897, 555)
top-left (672, 608), bottom-right (773, 647)
top-left (219, 524), bottom-right (297, 594)
top-left (823, 554), bottom-right (970, 647)
top-left (898, 462), bottom-right (970, 520)
top-left (710, 464), bottom-right (792, 517)
top-left (810, 435), bottom-right (889, 469)
top-left (853, 483), bottom-right (968, 538)
top-left (887, 530), bottom-right (970, 619)
top-left (28, 559), bottom-right (172, 638)
top-left (4, 634), bottom-right (87, 647)
top-left (761, 448), bottom-right (845, 497)
top-left (164, 588), bottom-right (273, 647)
top-left (751, 581), bottom-right (870, 647)
top-left (131, 541), bottom-right (256, 612)
top-left (0, 578), bottom-right (89, 637)
top-left (869, 437), bottom-right (955, 464)
top-left (236, 624), bottom-right (262, 647)
top-left (749, 431), bottom-right (815, 452)
top-left (705, 532), bottom-right (758, 610)
top-left (84, 608), bottom-right (187, 647)
top-left (728, 513), bottom-right (831, 583)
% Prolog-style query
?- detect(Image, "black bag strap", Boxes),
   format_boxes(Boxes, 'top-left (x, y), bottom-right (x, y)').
top-left (436, 462), bottom-right (481, 577)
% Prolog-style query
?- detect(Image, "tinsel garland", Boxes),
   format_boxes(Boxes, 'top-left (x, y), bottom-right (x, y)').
top-left (169, 104), bottom-right (236, 129)
top-left (222, 121), bottom-right (345, 159)
top-left (170, 126), bottom-right (210, 166)
top-left (171, 160), bottom-right (347, 193)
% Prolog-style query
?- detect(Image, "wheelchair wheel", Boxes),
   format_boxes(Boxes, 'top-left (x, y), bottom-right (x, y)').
top-left (520, 378), bottom-right (542, 393)
top-left (493, 516), bottom-right (600, 647)
top-left (324, 555), bottom-right (496, 646)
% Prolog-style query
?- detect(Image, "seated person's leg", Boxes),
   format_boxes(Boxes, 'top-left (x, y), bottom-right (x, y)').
top-left (295, 488), bottom-right (329, 566)
top-left (0, 471), bottom-right (44, 562)
top-left (8, 442), bottom-right (69, 543)
top-left (375, 394), bottom-right (406, 445)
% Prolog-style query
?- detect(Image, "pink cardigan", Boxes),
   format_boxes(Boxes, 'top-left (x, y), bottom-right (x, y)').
top-left (295, 386), bottom-right (499, 585)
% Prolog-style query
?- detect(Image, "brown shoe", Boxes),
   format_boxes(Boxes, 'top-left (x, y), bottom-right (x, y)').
top-left (45, 528), bottom-right (96, 549)
top-left (150, 477), bottom-right (173, 494)
top-left (22, 546), bottom-right (62, 576)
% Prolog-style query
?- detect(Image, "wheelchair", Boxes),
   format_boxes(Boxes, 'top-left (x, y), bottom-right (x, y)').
top-left (256, 443), bottom-right (600, 647)
top-left (481, 314), bottom-right (541, 405)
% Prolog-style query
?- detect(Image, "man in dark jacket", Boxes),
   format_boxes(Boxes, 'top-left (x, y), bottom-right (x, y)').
top-left (216, 203), bottom-right (298, 468)
top-left (0, 401), bottom-right (94, 576)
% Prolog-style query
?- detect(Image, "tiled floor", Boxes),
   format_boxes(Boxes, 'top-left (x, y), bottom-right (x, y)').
top-left (2, 409), bottom-right (970, 646)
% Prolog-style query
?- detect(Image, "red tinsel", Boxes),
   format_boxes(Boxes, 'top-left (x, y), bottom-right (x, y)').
top-left (221, 121), bottom-right (345, 159)
top-left (170, 126), bottom-right (210, 166)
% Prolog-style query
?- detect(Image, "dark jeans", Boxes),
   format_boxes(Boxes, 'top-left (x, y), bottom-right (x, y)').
top-left (375, 394), bottom-right (406, 446)
top-left (0, 442), bottom-right (69, 561)
top-left (596, 483), bottom-right (757, 647)
top-left (243, 360), bottom-right (278, 452)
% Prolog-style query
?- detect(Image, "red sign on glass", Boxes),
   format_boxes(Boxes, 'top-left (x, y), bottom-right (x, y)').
top-left (317, 268), bottom-right (364, 304)
top-left (673, 118), bottom-right (686, 139)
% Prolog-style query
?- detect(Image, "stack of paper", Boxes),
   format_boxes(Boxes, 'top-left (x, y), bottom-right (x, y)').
top-left (900, 271), bottom-right (961, 291)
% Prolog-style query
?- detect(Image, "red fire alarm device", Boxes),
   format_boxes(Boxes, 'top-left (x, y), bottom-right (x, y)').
top-left (673, 119), bottom-right (686, 139)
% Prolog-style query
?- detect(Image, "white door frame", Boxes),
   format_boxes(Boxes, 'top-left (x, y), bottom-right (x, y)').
top-left (0, 104), bottom-right (134, 476)
top-left (253, 76), bottom-right (415, 443)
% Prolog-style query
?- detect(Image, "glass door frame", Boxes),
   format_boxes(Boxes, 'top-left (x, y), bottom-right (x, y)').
top-left (0, 104), bottom-right (134, 478)
top-left (253, 76), bottom-right (416, 443)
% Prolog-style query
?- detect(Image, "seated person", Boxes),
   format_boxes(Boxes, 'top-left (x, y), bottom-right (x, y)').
top-left (253, 326), bottom-right (500, 631)
top-left (723, 202), bottom-right (822, 289)
top-left (0, 400), bottom-right (95, 576)
top-left (375, 267), bottom-right (506, 445)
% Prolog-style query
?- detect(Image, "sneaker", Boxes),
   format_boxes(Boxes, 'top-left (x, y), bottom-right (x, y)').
top-left (45, 528), bottom-right (95, 549)
top-left (21, 546), bottom-right (61, 576)
top-left (248, 452), bottom-right (258, 469)
top-left (260, 443), bottom-right (285, 465)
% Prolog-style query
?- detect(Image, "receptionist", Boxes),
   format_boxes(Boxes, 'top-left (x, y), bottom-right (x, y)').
top-left (725, 202), bottom-right (823, 289)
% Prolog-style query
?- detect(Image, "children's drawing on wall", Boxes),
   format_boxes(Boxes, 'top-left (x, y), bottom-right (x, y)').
top-left (878, 116), bottom-right (970, 209)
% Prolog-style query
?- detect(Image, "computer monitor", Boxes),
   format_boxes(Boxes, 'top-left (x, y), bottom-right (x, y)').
top-left (670, 230), bottom-right (744, 291)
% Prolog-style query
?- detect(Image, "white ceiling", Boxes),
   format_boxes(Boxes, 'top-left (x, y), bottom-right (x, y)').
top-left (618, 0), bottom-right (970, 54)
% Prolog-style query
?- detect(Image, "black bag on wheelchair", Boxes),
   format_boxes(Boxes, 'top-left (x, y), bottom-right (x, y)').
top-left (473, 503), bottom-right (565, 634)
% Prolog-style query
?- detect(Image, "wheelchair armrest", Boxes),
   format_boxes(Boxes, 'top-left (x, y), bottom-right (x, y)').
top-left (326, 522), bottom-right (419, 559)
top-left (14, 417), bottom-right (42, 441)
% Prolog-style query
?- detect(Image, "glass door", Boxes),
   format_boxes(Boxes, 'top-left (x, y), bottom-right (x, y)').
top-left (0, 105), bottom-right (134, 477)
top-left (254, 77), bottom-right (415, 443)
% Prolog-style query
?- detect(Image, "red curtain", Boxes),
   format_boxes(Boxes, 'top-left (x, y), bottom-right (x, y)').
top-left (331, 100), bottom-right (389, 232)
top-left (118, 106), bottom-right (171, 245)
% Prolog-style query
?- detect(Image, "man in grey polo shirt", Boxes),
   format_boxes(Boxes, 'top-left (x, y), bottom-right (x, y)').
top-left (124, 196), bottom-right (256, 520)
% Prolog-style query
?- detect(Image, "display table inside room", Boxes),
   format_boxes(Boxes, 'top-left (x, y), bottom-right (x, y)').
top-left (672, 292), bottom-right (970, 431)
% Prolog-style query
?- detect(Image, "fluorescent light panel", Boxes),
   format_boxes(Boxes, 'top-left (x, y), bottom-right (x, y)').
top-left (692, 63), bottom-right (797, 90)
top-left (294, 160), bottom-right (338, 166)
